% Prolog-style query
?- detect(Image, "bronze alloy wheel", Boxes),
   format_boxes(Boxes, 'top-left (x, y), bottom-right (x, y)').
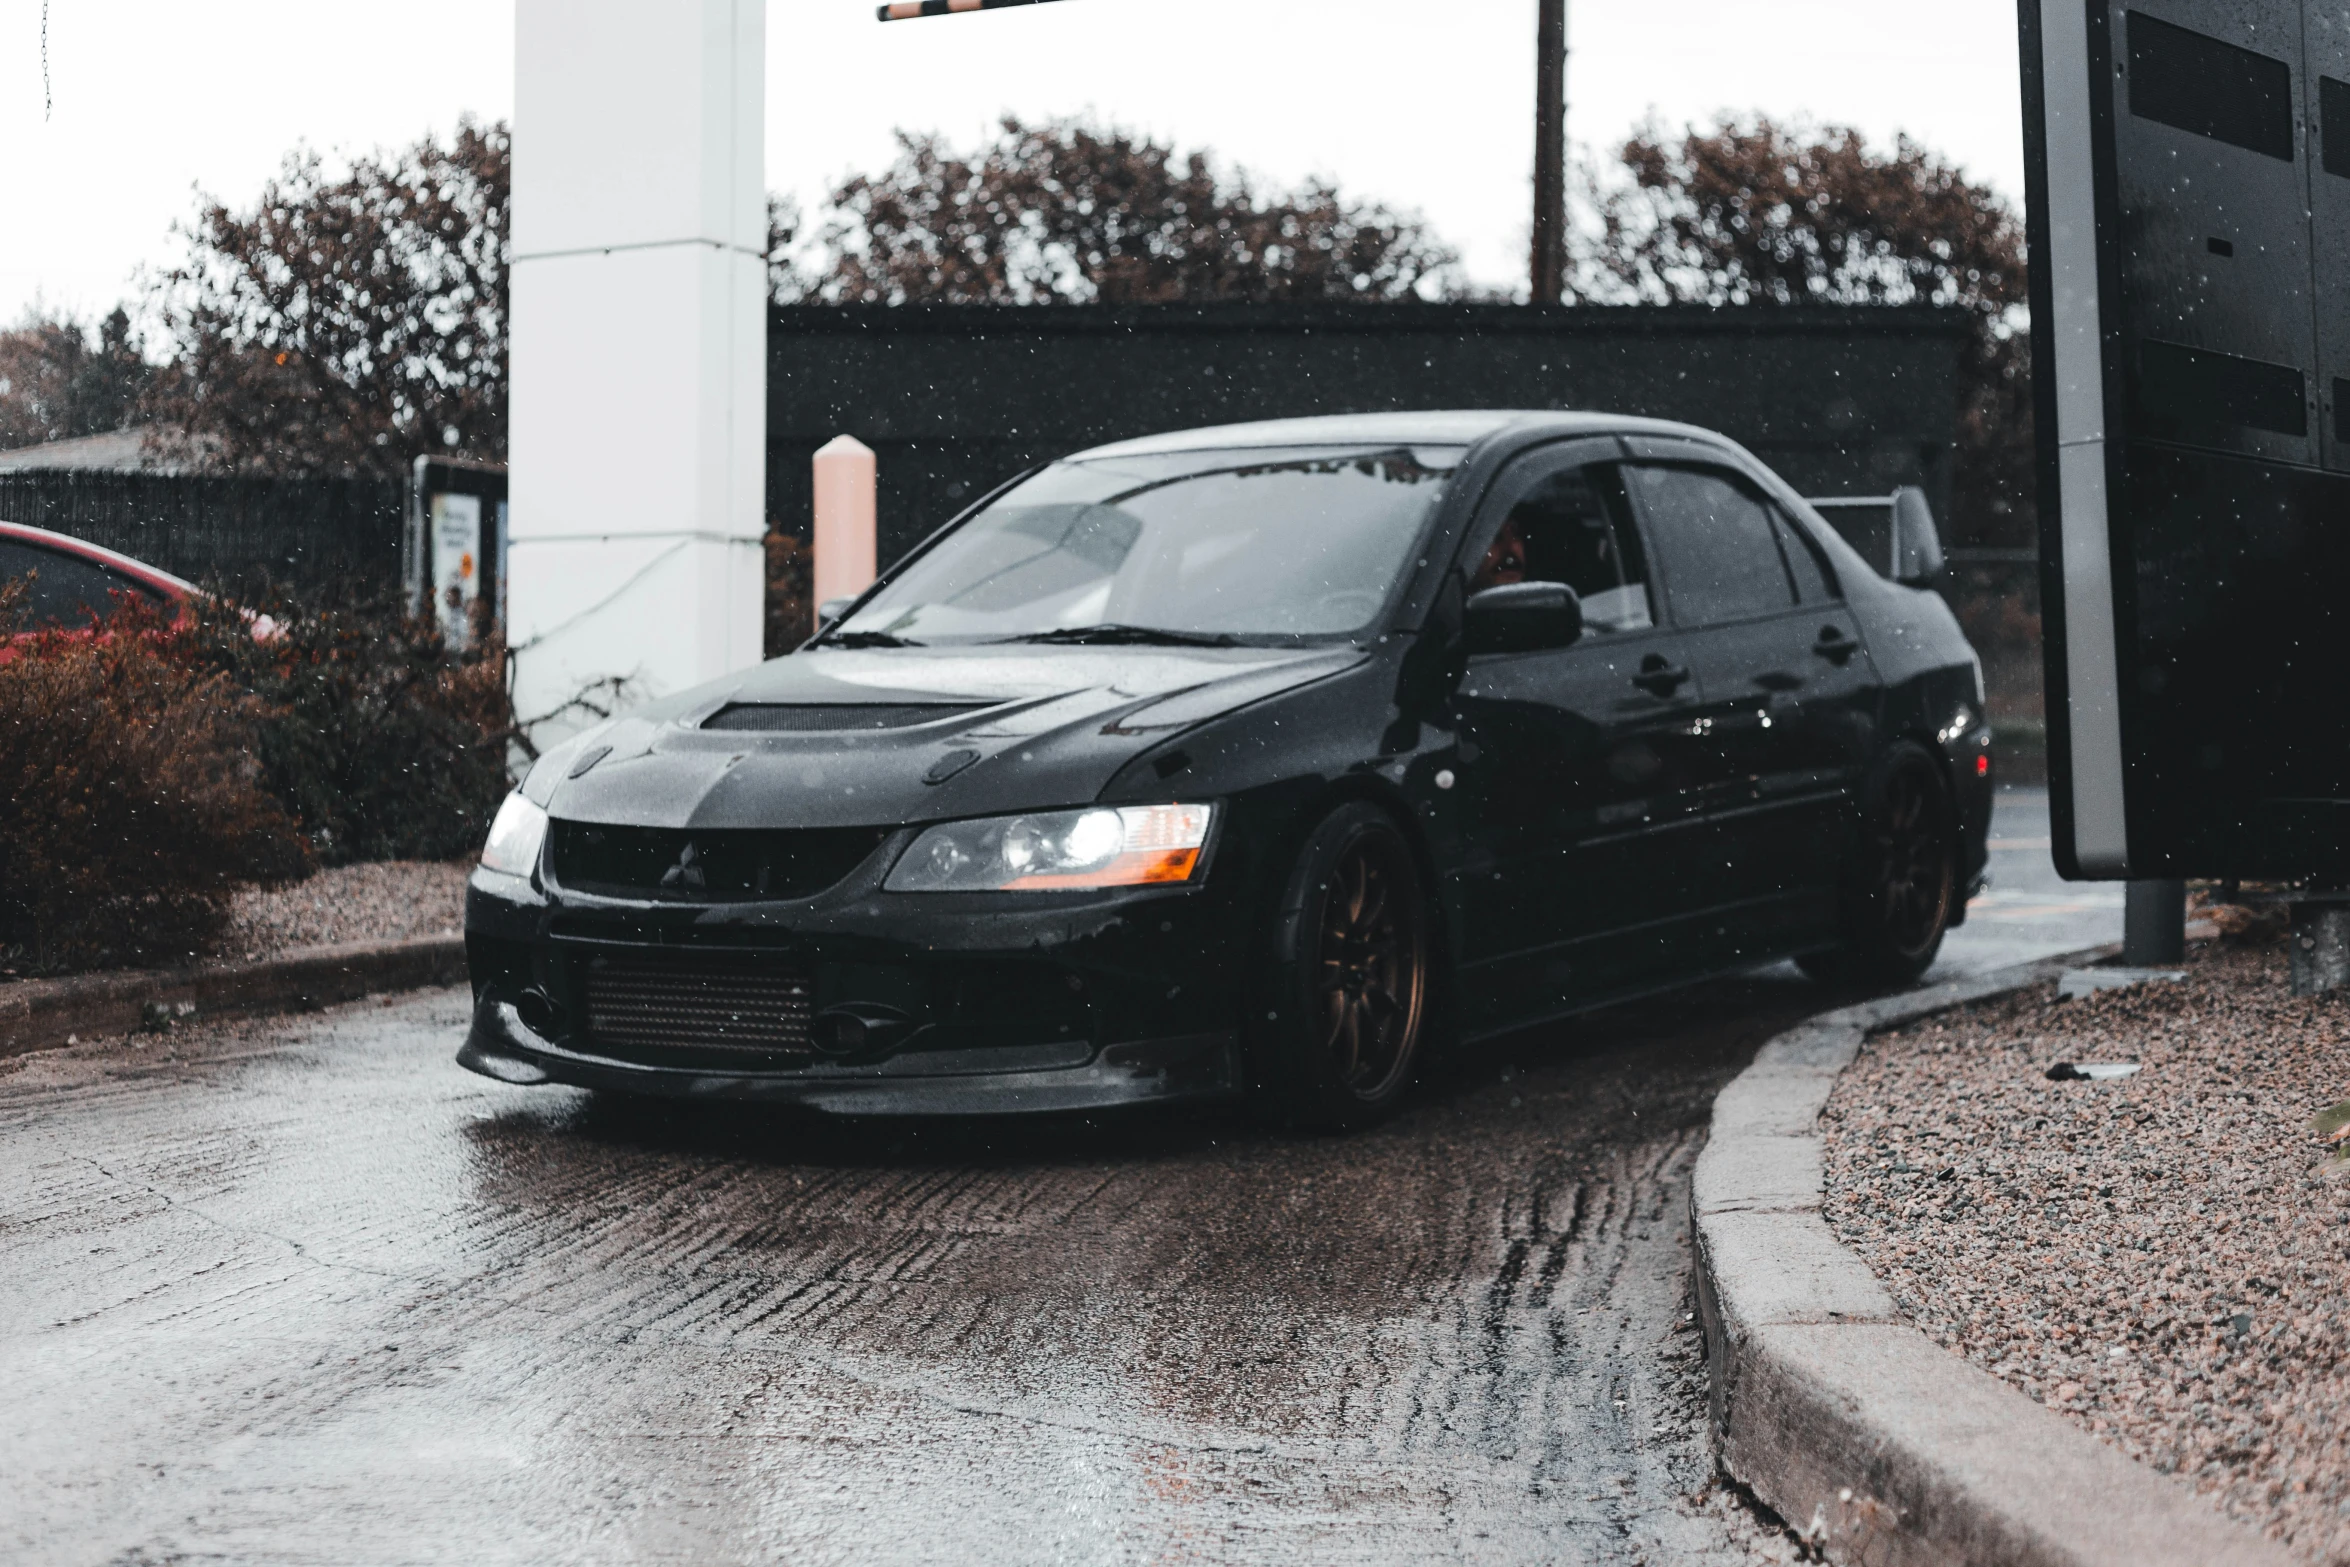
top-left (1871, 754), bottom-right (1955, 961)
top-left (1312, 828), bottom-right (1428, 1101)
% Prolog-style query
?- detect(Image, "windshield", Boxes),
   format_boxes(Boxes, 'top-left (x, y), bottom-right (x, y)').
top-left (832, 444), bottom-right (1462, 646)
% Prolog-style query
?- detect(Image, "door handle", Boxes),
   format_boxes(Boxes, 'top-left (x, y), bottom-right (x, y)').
top-left (1633, 654), bottom-right (1691, 694)
top-left (1812, 627), bottom-right (1857, 665)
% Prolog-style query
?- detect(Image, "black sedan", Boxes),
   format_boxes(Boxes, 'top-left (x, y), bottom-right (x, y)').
top-left (461, 411), bottom-right (1990, 1127)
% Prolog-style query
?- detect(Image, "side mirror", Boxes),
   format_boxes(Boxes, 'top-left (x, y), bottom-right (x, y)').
top-left (815, 596), bottom-right (854, 629)
top-left (1889, 486), bottom-right (1945, 585)
top-left (1464, 581), bottom-right (1583, 655)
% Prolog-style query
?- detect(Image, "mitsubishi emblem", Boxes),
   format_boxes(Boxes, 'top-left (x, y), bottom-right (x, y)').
top-left (659, 840), bottom-right (706, 890)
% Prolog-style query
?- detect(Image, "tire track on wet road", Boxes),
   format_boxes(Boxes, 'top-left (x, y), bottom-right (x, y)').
top-left (1, 979), bottom-right (1817, 1564)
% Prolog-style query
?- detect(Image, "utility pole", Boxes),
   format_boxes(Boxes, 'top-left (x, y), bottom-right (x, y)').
top-left (1531, 0), bottom-right (1568, 304)
top-left (880, 0), bottom-right (1577, 294)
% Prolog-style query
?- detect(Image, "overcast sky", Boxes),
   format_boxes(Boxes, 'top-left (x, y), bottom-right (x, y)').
top-left (1, 0), bottom-right (2028, 326)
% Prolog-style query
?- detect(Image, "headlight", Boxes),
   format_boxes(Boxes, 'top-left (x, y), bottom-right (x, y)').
top-left (480, 792), bottom-right (549, 877)
top-left (886, 803), bottom-right (1214, 892)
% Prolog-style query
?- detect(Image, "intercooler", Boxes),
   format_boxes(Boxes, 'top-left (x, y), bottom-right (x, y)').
top-left (581, 953), bottom-right (815, 1055)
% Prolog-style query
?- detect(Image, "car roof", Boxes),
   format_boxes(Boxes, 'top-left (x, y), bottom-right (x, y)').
top-left (1067, 409), bottom-right (1729, 461)
top-left (0, 520), bottom-right (197, 597)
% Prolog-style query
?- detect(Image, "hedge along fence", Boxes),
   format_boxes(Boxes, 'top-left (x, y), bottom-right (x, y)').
top-left (0, 580), bottom-right (514, 974)
top-left (174, 588), bottom-right (516, 867)
top-left (0, 471), bottom-right (404, 596)
top-left (0, 585), bottom-right (310, 971)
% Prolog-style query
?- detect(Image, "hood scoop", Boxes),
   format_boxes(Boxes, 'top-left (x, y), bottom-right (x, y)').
top-left (702, 702), bottom-right (988, 733)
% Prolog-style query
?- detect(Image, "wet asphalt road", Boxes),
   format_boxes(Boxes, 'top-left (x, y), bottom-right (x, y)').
top-left (2, 789), bottom-right (2106, 1566)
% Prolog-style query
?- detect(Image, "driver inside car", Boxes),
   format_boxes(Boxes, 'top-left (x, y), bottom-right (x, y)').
top-left (1471, 516), bottom-right (1530, 591)
top-left (1472, 468), bottom-right (1654, 633)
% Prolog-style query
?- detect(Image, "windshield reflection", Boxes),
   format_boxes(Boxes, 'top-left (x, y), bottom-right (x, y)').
top-left (834, 444), bottom-right (1462, 646)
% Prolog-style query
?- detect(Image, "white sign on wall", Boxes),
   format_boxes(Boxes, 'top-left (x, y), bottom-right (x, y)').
top-left (431, 492), bottom-right (483, 648)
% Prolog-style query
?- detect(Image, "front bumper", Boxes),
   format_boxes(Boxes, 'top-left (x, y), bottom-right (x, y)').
top-left (458, 1000), bottom-right (1238, 1114)
top-left (458, 849), bottom-right (1251, 1116)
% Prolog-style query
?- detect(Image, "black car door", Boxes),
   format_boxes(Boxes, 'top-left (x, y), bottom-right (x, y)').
top-left (1620, 453), bottom-right (1879, 958)
top-left (1441, 444), bottom-right (1716, 1032)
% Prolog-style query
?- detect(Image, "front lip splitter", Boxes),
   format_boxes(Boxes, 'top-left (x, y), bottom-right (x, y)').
top-left (459, 998), bottom-right (1239, 1116)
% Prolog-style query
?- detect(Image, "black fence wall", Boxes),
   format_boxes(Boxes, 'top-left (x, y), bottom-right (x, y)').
top-left (0, 471), bottom-right (404, 595)
top-left (768, 303), bottom-right (1972, 561)
top-left (4, 306), bottom-right (1972, 595)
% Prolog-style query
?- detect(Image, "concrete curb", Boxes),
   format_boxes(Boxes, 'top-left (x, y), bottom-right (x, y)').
top-left (0, 935), bottom-right (467, 1059)
top-left (1693, 949), bottom-right (2295, 1567)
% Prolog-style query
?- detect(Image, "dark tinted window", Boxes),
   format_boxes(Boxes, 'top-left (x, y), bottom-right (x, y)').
top-left (2323, 76), bottom-right (2350, 178)
top-left (0, 541), bottom-right (145, 628)
top-left (1626, 465), bottom-right (1797, 625)
top-left (1776, 513), bottom-right (1837, 603)
top-left (1471, 462), bottom-right (1653, 632)
top-left (2126, 12), bottom-right (2295, 162)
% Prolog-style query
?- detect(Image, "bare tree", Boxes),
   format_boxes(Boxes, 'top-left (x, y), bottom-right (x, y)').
top-left (1577, 118), bottom-right (2031, 545)
top-left (800, 117), bottom-right (1460, 306)
top-left (141, 119), bottom-right (509, 478)
top-left (0, 306), bottom-right (153, 452)
top-left (768, 194), bottom-right (811, 305)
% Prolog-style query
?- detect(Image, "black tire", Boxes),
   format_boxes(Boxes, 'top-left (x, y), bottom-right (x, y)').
top-left (1247, 801), bottom-right (1434, 1131)
top-left (1799, 742), bottom-right (1959, 989)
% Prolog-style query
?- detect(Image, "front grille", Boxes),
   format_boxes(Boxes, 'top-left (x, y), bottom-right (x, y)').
top-left (549, 822), bottom-right (888, 901)
top-left (702, 703), bottom-right (983, 732)
top-left (583, 953), bottom-right (813, 1054)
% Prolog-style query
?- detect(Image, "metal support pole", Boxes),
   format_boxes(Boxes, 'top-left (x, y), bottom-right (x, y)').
top-left (403, 455), bottom-right (429, 619)
top-left (2291, 897), bottom-right (2350, 996)
top-left (2123, 879), bottom-right (2185, 966)
top-left (509, 0), bottom-right (767, 743)
top-left (1531, 0), bottom-right (1567, 304)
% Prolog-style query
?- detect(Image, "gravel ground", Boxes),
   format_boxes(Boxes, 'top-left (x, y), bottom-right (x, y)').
top-left (219, 860), bottom-right (471, 961)
top-left (1821, 942), bottom-right (2350, 1564)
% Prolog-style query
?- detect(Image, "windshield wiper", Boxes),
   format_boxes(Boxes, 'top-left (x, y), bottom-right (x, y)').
top-left (823, 629), bottom-right (924, 649)
top-left (997, 624), bottom-right (1245, 648)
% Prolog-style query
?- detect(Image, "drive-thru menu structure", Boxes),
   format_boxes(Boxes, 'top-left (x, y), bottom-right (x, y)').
top-left (2022, 0), bottom-right (2350, 985)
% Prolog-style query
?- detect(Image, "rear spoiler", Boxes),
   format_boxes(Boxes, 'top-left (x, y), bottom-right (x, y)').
top-left (1803, 486), bottom-right (1944, 586)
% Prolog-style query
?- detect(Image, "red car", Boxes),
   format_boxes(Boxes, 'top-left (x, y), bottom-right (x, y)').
top-left (0, 521), bottom-right (196, 632)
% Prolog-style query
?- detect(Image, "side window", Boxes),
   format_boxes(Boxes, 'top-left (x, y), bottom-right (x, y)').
top-left (1469, 462), bottom-right (1654, 633)
top-left (0, 541), bottom-right (143, 628)
top-left (1774, 511), bottom-right (1840, 603)
top-left (1625, 465), bottom-right (1798, 625)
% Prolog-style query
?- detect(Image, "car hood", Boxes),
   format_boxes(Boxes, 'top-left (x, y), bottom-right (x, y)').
top-left (532, 642), bottom-right (1366, 830)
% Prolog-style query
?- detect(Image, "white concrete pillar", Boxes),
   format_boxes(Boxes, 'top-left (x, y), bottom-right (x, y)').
top-left (509, 0), bottom-right (767, 741)
top-left (811, 434), bottom-right (878, 619)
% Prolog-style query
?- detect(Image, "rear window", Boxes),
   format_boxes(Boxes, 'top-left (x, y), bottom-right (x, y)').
top-left (0, 540), bottom-right (158, 629)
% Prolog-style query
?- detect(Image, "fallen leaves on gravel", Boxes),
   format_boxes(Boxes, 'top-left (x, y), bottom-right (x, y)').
top-left (221, 860), bottom-right (470, 962)
top-left (1822, 945), bottom-right (2350, 1565)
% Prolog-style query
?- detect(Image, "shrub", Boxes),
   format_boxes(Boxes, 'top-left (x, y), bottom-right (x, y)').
top-left (765, 529), bottom-right (813, 657)
top-left (173, 587), bottom-right (516, 865)
top-left (0, 584), bottom-right (310, 970)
